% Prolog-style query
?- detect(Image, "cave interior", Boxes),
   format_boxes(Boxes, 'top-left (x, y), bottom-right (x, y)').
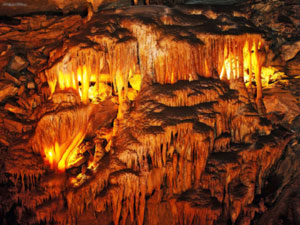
top-left (0, 0), bottom-right (300, 225)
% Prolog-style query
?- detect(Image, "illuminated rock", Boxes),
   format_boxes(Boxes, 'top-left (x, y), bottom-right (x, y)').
top-left (31, 97), bottom-right (118, 171)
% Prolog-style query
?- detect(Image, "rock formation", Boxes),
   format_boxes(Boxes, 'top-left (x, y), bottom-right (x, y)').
top-left (0, 1), bottom-right (299, 225)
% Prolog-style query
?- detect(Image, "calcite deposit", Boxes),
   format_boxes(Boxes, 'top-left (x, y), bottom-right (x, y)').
top-left (0, 1), bottom-right (299, 225)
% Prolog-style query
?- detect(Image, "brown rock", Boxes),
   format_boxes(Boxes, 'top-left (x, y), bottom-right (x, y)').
top-left (3, 118), bottom-right (33, 133)
top-left (0, 0), bottom-right (95, 16)
top-left (0, 125), bottom-right (12, 146)
top-left (22, 124), bottom-right (33, 132)
top-left (3, 118), bottom-right (24, 133)
top-left (286, 53), bottom-right (300, 75)
top-left (263, 87), bottom-right (300, 124)
top-left (281, 40), bottom-right (300, 61)
top-left (8, 55), bottom-right (29, 72)
top-left (17, 85), bottom-right (26, 96)
top-left (51, 90), bottom-right (81, 105)
top-left (17, 95), bottom-right (34, 111)
top-left (4, 102), bottom-right (27, 115)
top-left (39, 82), bottom-right (51, 100)
top-left (27, 81), bottom-right (35, 89)
top-left (0, 44), bottom-right (12, 71)
top-left (0, 4), bottom-right (298, 225)
top-left (18, 76), bottom-right (27, 82)
top-left (0, 112), bottom-right (4, 123)
top-left (0, 80), bottom-right (18, 102)
top-left (0, 54), bottom-right (10, 72)
top-left (31, 98), bottom-right (118, 171)
top-left (3, 72), bottom-right (21, 86)
top-left (0, 136), bottom-right (10, 146)
top-left (27, 51), bottom-right (48, 74)
top-left (291, 115), bottom-right (300, 134)
top-left (28, 94), bottom-right (41, 109)
top-left (264, 50), bottom-right (285, 69)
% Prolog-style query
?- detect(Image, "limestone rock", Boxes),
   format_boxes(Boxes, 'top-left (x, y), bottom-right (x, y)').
top-left (281, 40), bottom-right (300, 61)
top-left (17, 85), bottom-right (26, 96)
top-left (0, 123), bottom-right (12, 146)
top-left (3, 118), bottom-right (32, 133)
top-left (51, 90), bottom-right (81, 105)
top-left (257, 135), bottom-right (300, 225)
top-left (291, 115), bottom-right (300, 134)
top-left (0, 80), bottom-right (18, 102)
top-left (27, 51), bottom-right (48, 74)
top-left (0, 44), bottom-right (12, 71)
top-left (4, 103), bottom-right (27, 115)
top-left (0, 134), bottom-right (10, 146)
top-left (8, 55), bottom-right (29, 73)
top-left (18, 76), bottom-right (27, 82)
top-left (286, 52), bottom-right (300, 75)
top-left (263, 87), bottom-right (300, 124)
top-left (3, 72), bottom-right (21, 86)
top-left (31, 98), bottom-right (118, 171)
top-left (248, 0), bottom-right (300, 68)
top-left (27, 81), bottom-right (35, 89)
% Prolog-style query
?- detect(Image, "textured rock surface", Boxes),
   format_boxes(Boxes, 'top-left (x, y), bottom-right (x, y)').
top-left (0, 0), bottom-right (90, 16)
top-left (0, 80), bottom-right (18, 102)
top-left (263, 88), bottom-right (300, 124)
top-left (247, 0), bottom-right (300, 73)
top-left (287, 53), bottom-right (300, 75)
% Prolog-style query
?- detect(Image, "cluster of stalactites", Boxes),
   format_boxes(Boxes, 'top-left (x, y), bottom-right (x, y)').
top-left (44, 41), bottom-right (141, 104)
top-left (217, 35), bottom-right (265, 103)
top-left (120, 19), bottom-right (265, 86)
top-left (215, 35), bottom-right (264, 81)
top-left (44, 28), bottom-right (264, 106)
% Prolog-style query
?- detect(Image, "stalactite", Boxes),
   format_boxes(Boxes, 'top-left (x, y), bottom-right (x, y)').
top-left (248, 39), bottom-right (253, 90)
top-left (16, 8), bottom-right (281, 225)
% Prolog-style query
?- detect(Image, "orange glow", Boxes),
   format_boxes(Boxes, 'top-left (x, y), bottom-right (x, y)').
top-left (43, 131), bottom-right (86, 172)
top-left (81, 65), bottom-right (89, 104)
top-left (45, 148), bottom-right (54, 169)
top-left (129, 72), bottom-right (142, 91)
top-left (57, 130), bottom-right (85, 171)
top-left (43, 64), bottom-right (142, 171)
top-left (218, 38), bottom-right (267, 108)
top-left (260, 66), bottom-right (286, 87)
top-left (220, 56), bottom-right (239, 80)
top-left (48, 79), bottom-right (57, 94)
top-left (171, 72), bottom-right (175, 84)
top-left (48, 65), bottom-right (141, 103)
top-left (219, 40), bottom-right (264, 84)
top-left (127, 89), bottom-right (138, 101)
top-left (115, 70), bottom-right (124, 94)
top-left (44, 142), bottom-right (61, 170)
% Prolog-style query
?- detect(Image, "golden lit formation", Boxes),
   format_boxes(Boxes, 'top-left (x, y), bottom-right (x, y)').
top-left (43, 58), bottom-right (142, 170)
top-left (47, 65), bottom-right (141, 104)
top-left (219, 39), bottom-right (265, 104)
top-left (42, 36), bottom-right (268, 171)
